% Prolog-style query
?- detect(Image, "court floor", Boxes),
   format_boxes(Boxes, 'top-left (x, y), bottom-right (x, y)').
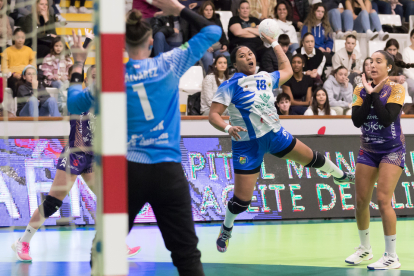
top-left (0, 219), bottom-right (413, 276)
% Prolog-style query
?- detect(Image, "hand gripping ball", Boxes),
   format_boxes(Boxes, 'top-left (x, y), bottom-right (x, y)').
top-left (258, 19), bottom-right (280, 48)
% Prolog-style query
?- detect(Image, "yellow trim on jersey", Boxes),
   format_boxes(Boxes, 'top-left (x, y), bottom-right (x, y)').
top-left (386, 81), bottom-right (405, 105)
top-left (352, 84), bottom-right (364, 107)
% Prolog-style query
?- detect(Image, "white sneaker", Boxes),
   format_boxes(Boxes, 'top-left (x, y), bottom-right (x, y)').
top-left (79, 6), bottom-right (92, 14)
top-left (367, 253), bottom-right (401, 270)
top-left (68, 6), bottom-right (78, 13)
top-left (378, 30), bottom-right (389, 41)
top-left (366, 30), bottom-right (378, 40)
top-left (55, 3), bottom-right (63, 13)
top-left (335, 31), bottom-right (344, 39)
top-left (345, 245), bottom-right (373, 265)
top-left (56, 14), bottom-right (67, 26)
top-left (344, 30), bottom-right (357, 39)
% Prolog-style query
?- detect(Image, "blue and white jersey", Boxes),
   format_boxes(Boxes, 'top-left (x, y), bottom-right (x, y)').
top-left (213, 71), bottom-right (282, 141)
top-left (126, 25), bottom-right (222, 164)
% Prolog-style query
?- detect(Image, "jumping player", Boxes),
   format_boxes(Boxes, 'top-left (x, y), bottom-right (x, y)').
top-left (208, 33), bottom-right (355, 253)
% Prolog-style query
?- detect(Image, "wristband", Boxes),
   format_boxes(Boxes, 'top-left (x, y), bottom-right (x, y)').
top-left (70, 72), bottom-right (83, 83)
top-left (224, 125), bottom-right (232, 133)
top-left (271, 41), bottom-right (279, 48)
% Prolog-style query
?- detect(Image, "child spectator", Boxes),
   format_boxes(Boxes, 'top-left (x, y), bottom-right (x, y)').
top-left (260, 34), bottom-right (292, 73)
top-left (68, 0), bottom-right (92, 13)
top-left (274, 0), bottom-right (299, 53)
top-left (16, 65), bottom-right (60, 117)
top-left (403, 29), bottom-right (414, 100)
top-left (248, 0), bottom-right (277, 19)
top-left (304, 87), bottom-right (337, 115)
top-left (282, 54), bottom-right (313, 115)
top-left (200, 56), bottom-right (229, 115)
top-left (275, 92), bottom-right (299, 115)
top-left (2, 28), bottom-right (36, 98)
top-left (332, 34), bottom-right (362, 82)
top-left (353, 57), bottom-right (373, 88)
top-left (323, 66), bottom-right (353, 115)
top-left (42, 36), bottom-right (73, 114)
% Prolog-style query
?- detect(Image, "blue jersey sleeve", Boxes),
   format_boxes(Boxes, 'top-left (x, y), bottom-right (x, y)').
top-left (162, 25), bottom-right (222, 78)
top-left (67, 84), bottom-right (94, 114)
top-left (212, 80), bottom-right (233, 107)
top-left (270, 71), bottom-right (280, 89)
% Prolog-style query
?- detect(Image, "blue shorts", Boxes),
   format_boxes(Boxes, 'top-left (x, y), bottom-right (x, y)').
top-left (357, 146), bottom-right (406, 169)
top-left (232, 127), bottom-right (295, 174)
top-left (56, 146), bottom-right (94, 175)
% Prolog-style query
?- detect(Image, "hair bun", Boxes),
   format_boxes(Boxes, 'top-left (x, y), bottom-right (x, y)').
top-left (127, 9), bottom-right (142, 26)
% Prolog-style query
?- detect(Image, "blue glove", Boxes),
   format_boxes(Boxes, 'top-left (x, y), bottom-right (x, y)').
top-left (67, 84), bottom-right (95, 114)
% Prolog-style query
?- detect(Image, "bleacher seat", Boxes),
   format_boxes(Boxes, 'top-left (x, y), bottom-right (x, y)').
top-left (179, 66), bottom-right (204, 114)
top-left (46, 88), bottom-right (59, 102)
top-left (2, 88), bottom-right (15, 116)
top-left (216, 11), bottom-right (232, 38)
top-left (333, 39), bottom-right (361, 54)
top-left (378, 14), bottom-right (401, 27)
top-left (368, 41), bottom-right (387, 57)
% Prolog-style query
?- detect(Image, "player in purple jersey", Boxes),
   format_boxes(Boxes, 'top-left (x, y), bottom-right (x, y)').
top-left (345, 50), bottom-right (409, 270)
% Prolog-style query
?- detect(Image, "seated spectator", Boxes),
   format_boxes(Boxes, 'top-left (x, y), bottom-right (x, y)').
top-left (344, 0), bottom-right (389, 41)
top-left (323, 66), bottom-right (353, 115)
top-left (282, 54), bottom-right (312, 115)
top-left (275, 92), bottom-right (299, 115)
top-left (332, 34), bottom-right (362, 83)
top-left (2, 28), bottom-right (36, 98)
top-left (13, 0), bottom-right (54, 26)
top-left (51, 0), bottom-right (66, 24)
top-left (151, 14), bottom-right (183, 56)
top-left (403, 29), bottom-right (414, 100)
top-left (194, 1), bottom-right (230, 73)
top-left (42, 36), bottom-right (73, 114)
top-left (200, 56), bottom-right (229, 115)
top-left (16, 65), bottom-right (60, 117)
top-left (293, 33), bottom-right (325, 86)
top-left (286, 0), bottom-right (309, 31)
top-left (132, 0), bottom-right (158, 20)
top-left (397, 0), bottom-right (414, 24)
top-left (248, 0), bottom-right (276, 19)
top-left (179, 0), bottom-right (205, 11)
top-left (68, 0), bottom-right (92, 13)
top-left (274, 0), bottom-right (299, 53)
top-left (20, 0), bottom-right (57, 59)
top-left (323, 0), bottom-right (356, 39)
top-left (260, 34), bottom-right (293, 73)
top-left (353, 57), bottom-right (373, 88)
top-left (371, 0), bottom-right (392, 15)
top-left (304, 87), bottom-right (337, 115)
top-left (228, 0), bottom-right (266, 60)
top-left (301, 3), bottom-right (333, 66)
top-left (0, 0), bottom-right (12, 52)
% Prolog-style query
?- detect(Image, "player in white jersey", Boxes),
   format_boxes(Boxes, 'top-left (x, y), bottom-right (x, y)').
top-left (209, 34), bottom-right (356, 253)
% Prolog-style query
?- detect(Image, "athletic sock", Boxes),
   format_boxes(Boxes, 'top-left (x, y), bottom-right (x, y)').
top-left (20, 225), bottom-right (38, 243)
top-left (223, 207), bottom-right (237, 229)
top-left (384, 234), bottom-right (396, 255)
top-left (358, 228), bottom-right (371, 249)
top-left (319, 158), bottom-right (345, 179)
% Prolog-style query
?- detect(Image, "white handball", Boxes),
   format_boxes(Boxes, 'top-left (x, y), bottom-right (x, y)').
top-left (258, 19), bottom-right (280, 48)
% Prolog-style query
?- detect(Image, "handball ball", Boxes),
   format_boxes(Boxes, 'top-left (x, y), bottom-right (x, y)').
top-left (258, 19), bottom-right (280, 48)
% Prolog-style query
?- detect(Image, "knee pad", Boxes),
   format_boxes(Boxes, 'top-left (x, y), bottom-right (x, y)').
top-left (39, 195), bottom-right (63, 218)
top-left (227, 195), bottom-right (251, 215)
top-left (305, 151), bottom-right (326, 168)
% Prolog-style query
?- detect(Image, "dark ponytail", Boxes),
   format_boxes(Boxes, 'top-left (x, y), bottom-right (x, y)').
top-left (125, 9), bottom-right (152, 47)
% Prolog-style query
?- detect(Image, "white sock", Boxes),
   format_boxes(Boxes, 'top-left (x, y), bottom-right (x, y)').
top-left (384, 235), bottom-right (396, 255)
top-left (223, 207), bottom-right (238, 229)
top-left (319, 158), bottom-right (345, 179)
top-left (358, 229), bottom-right (371, 249)
top-left (20, 225), bottom-right (38, 243)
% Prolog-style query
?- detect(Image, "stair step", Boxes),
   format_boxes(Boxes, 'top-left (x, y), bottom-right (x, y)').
top-left (61, 13), bottom-right (92, 22)
top-left (60, 0), bottom-right (93, 8)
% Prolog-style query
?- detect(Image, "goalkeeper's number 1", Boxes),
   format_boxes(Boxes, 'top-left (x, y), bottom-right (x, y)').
top-left (133, 83), bottom-right (154, 121)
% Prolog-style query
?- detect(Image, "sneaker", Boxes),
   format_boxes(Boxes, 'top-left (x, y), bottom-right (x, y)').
top-left (11, 239), bottom-right (32, 262)
top-left (216, 224), bottom-right (232, 253)
top-left (79, 6), bottom-right (92, 14)
top-left (345, 245), bottom-right (373, 265)
top-left (68, 6), bottom-right (78, 13)
top-left (378, 30), bottom-right (389, 41)
top-left (127, 245), bottom-right (141, 257)
top-left (366, 30), bottom-right (378, 41)
top-left (56, 14), bottom-right (67, 26)
top-left (334, 172), bottom-right (355, 185)
top-left (367, 253), bottom-right (401, 270)
top-left (55, 4), bottom-right (63, 14)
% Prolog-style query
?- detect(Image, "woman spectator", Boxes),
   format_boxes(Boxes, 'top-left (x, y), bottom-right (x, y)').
top-left (68, 0), bottom-right (92, 13)
top-left (274, 0), bottom-right (299, 53)
top-left (200, 56), bottom-right (229, 115)
top-left (344, 0), bottom-right (389, 41)
top-left (16, 65), bottom-right (60, 117)
top-left (194, 1), bottom-right (230, 73)
top-left (287, 0), bottom-right (310, 31)
top-left (42, 36), bottom-right (73, 114)
top-left (353, 57), bottom-right (373, 88)
top-left (304, 87), bottom-right (337, 115)
top-left (403, 29), bottom-right (414, 100)
top-left (323, 0), bottom-right (356, 39)
top-left (2, 28), bottom-right (36, 98)
top-left (248, 0), bottom-right (277, 20)
top-left (275, 92), bottom-right (298, 115)
top-left (293, 33), bottom-right (325, 86)
top-left (323, 66), bottom-right (353, 115)
top-left (282, 54), bottom-right (312, 115)
top-left (20, 0), bottom-right (57, 59)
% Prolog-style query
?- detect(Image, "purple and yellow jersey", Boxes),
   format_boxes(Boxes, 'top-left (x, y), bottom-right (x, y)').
top-left (352, 79), bottom-right (405, 153)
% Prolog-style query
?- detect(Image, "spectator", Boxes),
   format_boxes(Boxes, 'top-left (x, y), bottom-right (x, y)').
top-left (398, 0), bottom-right (414, 23)
top-left (132, 0), bottom-right (158, 20)
top-left (332, 34), bottom-right (362, 82)
top-left (16, 65), bottom-right (60, 117)
top-left (13, 0), bottom-right (54, 26)
top-left (260, 34), bottom-right (293, 73)
top-left (248, 0), bottom-right (277, 19)
top-left (194, 1), bottom-right (230, 73)
top-left (304, 87), bottom-right (337, 115)
top-left (287, 0), bottom-right (310, 31)
top-left (323, 66), bottom-right (353, 115)
top-left (20, 0), bottom-right (57, 59)
top-left (344, 0), bottom-right (389, 41)
top-left (274, 0), bottom-right (299, 53)
top-left (293, 33), bottom-right (325, 86)
top-left (275, 92), bottom-right (299, 115)
top-left (403, 103), bottom-right (414, 114)
top-left (301, 3), bottom-right (333, 66)
top-left (200, 56), bottom-right (229, 115)
top-left (353, 57), bottom-right (373, 88)
top-left (151, 15), bottom-right (183, 56)
top-left (2, 28), bottom-right (36, 98)
top-left (282, 54), bottom-right (313, 115)
top-left (0, 0), bottom-right (12, 54)
top-left (371, 0), bottom-right (392, 15)
top-left (228, 0), bottom-right (266, 60)
top-left (323, 0), bottom-right (356, 39)
top-left (403, 29), bottom-right (414, 99)
top-left (51, 0), bottom-right (67, 24)
top-left (41, 36), bottom-right (73, 114)
top-left (179, 0), bottom-right (205, 10)
top-left (68, 0), bottom-right (92, 13)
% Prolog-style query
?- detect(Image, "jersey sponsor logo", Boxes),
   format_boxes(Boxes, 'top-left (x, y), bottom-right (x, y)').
top-left (282, 129), bottom-right (289, 139)
top-left (359, 149), bottom-right (364, 156)
top-left (128, 132), bottom-right (169, 147)
top-left (60, 157), bottom-right (67, 168)
top-left (259, 94), bottom-right (271, 103)
top-left (73, 159), bottom-right (79, 167)
top-left (239, 156), bottom-right (248, 165)
top-left (125, 68), bottom-right (159, 83)
top-left (150, 121), bottom-right (164, 132)
top-left (352, 94), bottom-right (357, 104)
